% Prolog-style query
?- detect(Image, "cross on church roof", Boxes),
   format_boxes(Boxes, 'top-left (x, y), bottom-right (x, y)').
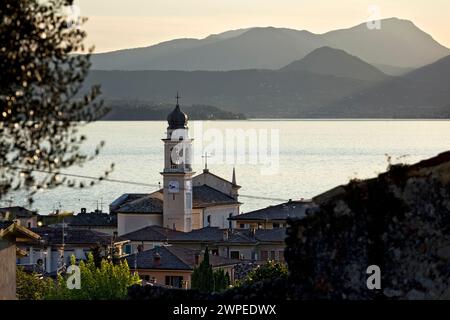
top-left (202, 152), bottom-right (210, 171)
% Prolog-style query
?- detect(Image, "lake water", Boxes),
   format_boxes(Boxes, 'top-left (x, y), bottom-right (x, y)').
top-left (11, 120), bottom-right (450, 214)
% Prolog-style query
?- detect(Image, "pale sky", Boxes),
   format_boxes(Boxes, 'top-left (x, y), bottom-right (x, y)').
top-left (75, 0), bottom-right (450, 53)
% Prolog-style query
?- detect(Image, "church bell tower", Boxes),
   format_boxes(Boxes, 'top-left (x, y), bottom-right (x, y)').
top-left (161, 93), bottom-right (194, 232)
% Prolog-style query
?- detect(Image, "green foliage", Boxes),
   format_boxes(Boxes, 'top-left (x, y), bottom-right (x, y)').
top-left (191, 249), bottom-right (214, 292)
top-left (0, 0), bottom-right (111, 203)
top-left (213, 269), bottom-right (230, 292)
top-left (47, 253), bottom-right (140, 300)
top-left (239, 261), bottom-right (288, 286)
top-left (191, 248), bottom-right (230, 292)
top-left (16, 267), bottom-right (54, 300)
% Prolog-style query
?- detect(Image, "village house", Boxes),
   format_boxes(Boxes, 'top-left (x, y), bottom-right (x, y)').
top-left (0, 206), bottom-right (39, 229)
top-left (169, 226), bottom-right (287, 261)
top-left (17, 226), bottom-right (129, 275)
top-left (120, 225), bottom-right (183, 254)
top-left (125, 245), bottom-right (239, 289)
top-left (0, 221), bottom-right (40, 300)
top-left (68, 208), bottom-right (118, 236)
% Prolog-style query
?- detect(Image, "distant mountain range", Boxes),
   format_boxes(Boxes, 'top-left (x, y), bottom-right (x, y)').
top-left (91, 18), bottom-right (450, 74)
top-left (83, 18), bottom-right (450, 119)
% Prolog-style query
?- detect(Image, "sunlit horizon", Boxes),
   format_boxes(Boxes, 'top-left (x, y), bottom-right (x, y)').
top-left (75, 0), bottom-right (450, 53)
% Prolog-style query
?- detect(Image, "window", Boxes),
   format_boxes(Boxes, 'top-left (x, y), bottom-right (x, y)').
top-left (165, 276), bottom-right (184, 288)
top-left (278, 251), bottom-right (285, 262)
top-left (273, 223), bottom-right (280, 229)
top-left (270, 251), bottom-right (276, 260)
top-left (260, 250), bottom-right (269, 261)
top-left (186, 192), bottom-right (192, 208)
top-left (228, 213), bottom-right (233, 229)
top-left (230, 251), bottom-right (240, 260)
top-left (186, 218), bottom-right (191, 231)
top-left (207, 215), bottom-right (211, 226)
top-left (124, 244), bottom-right (132, 255)
top-left (239, 223), bottom-right (245, 229)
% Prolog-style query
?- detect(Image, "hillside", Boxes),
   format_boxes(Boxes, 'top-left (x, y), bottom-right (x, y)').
top-left (280, 47), bottom-right (386, 81)
top-left (84, 69), bottom-right (373, 118)
top-left (322, 55), bottom-right (450, 118)
top-left (101, 101), bottom-right (246, 120)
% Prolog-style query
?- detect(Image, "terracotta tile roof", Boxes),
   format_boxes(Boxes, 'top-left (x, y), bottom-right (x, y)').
top-left (69, 212), bottom-right (117, 227)
top-left (125, 245), bottom-right (240, 271)
top-left (193, 185), bottom-right (239, 208)
top-left (170, 226), bottom-right (285, 244)
top-left (229, 200), bottom-right (315, 221)
top-left (116, 196), bottom-right (163, 214)
top-left (31, 226), bottom-right (126, 246)
top-left (121, 225), bottom-right (183, 242)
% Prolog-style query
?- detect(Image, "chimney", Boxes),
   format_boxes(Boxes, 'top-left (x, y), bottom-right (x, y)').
top-left (81, 208), bottom-right (87, 214)
top-left (153, 252), bottom-right (161, 266)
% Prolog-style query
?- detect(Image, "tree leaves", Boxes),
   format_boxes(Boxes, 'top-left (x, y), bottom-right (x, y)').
top-left (0, 0), bottom-right (112, 205)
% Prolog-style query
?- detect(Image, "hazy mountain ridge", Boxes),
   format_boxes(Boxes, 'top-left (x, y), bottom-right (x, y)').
top-left (85, 52), bottom-right (450, 118)
top-left (322, 55), bottom-right (450, 118)
top-left (280, 46), bottom-right (387, 81)
top-left (90, 18), bottom-right (450, 72)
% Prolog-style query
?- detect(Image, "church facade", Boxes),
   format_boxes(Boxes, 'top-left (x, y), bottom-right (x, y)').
top-left (110, 99), bottom-right (241, 236)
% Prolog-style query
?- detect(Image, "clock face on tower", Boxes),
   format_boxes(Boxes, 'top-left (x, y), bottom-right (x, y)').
top-left (168, 180), bottom-right (180, 193)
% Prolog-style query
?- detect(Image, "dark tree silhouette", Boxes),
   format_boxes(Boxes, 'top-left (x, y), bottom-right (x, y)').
top-left (0, 0), bottom-right (112, 204)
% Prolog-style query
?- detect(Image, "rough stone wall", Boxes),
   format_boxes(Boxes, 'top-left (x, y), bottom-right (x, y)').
top-left (285, 152), bottom-right (450, 300)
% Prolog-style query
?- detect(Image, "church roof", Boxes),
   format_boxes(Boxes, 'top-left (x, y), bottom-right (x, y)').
top-left (167, 104), bottom-right (188, 129)
top-left (115, 184), bottom-right (239, 212)
top-left (229, 200), bottom-right (315, 221)
top-left (121, 225), bottom-right (182, 242)
top-left (193, 185), bottom-right (240, 208)
top-left (110, 193), bottom-right (148, 213)
top-left (115, 196), bottom-right (163, 214)
top-left (195, 170), bottom-right (241, 189)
